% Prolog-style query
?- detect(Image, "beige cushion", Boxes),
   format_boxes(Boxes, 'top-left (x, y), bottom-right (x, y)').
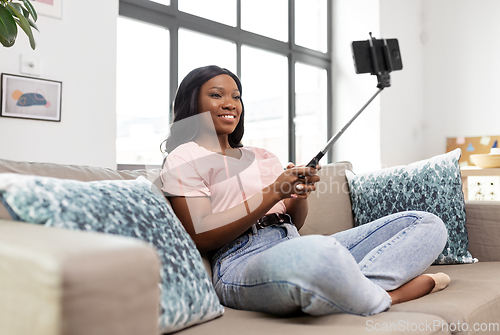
top-left (0, 202), bottom-right (10, 221)
top-left (301, 162), bottom-right (354, 236)
top-left (0, 158), bottom-right (163, 221)
top-left (177, 308), bottom-right (449, 335)
top-left (180, 263), bottom-right (500, 335)
top-left (0, 220), bottom-right (160, 335)
top-left (0, 157), bottom-right (162, 187)
top-left (465, 201), bottom-right (500, 262)
top-left (392, 262), bottom-right (500, 332)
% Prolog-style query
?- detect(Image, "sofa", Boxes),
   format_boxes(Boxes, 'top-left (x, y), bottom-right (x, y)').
top-left (0, 157), bottom-right (499, 335)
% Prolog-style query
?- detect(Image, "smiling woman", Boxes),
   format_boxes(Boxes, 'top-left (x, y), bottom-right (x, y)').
top-left (159, 65), bottom-right (450, 319)
top-left (163, 66), bottom-right (245, 154)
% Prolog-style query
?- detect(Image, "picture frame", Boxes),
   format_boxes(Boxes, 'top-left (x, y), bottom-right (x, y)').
top-left (1, 73), bottom-right (62, 122)
top-left (31, 0), bottom-right (63, 19)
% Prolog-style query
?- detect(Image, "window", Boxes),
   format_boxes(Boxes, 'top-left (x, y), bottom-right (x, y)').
top-left (118, 0), bottom-right (331, 167)
top-left (295, 63), bottom-right (328, 164)
top-left (116, 16), bottom-right (169, 166)
top-left (178, 29), bottom-right (237, 82)
top-left (242, 46), bottom-right (288, 164)
top-left (179, 0), bottom-right (236, 27)
top-left (295, 0), bottom-right (328, 52)
top-left (241, 0), bottom-right (288, 42)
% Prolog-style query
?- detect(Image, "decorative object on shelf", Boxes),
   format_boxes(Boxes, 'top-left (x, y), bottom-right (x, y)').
top-left (470, 147), bottom-right (500, 169)
top-left (31, 0), bottom-right (61, 19)
top-left (447, 135), bottom-right (500, 167)
top-left (1, 73), bottom-right (62, 122)
top-left (0, 0), bottom-right (38, 49)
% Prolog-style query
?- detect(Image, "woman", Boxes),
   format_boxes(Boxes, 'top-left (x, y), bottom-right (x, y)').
top-left (161, 65), bottom-right (450, 316)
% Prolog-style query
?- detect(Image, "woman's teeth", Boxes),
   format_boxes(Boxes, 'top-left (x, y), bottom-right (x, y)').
top-left (219, 115), bottom-right (235, 119)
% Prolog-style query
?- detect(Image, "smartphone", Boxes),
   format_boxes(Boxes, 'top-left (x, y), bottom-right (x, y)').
top-left (352, 38), bottom-right (403, 74)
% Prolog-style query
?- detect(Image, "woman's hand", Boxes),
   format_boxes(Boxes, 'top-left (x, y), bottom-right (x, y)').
top-left (270, 163), bottom-right (320, 200)
top-left (287, 162), bottom-right (321, 199)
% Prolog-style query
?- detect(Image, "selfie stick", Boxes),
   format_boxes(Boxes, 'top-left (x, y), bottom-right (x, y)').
top-left (304, 33), bottom-right (393, 168)
top-left (305, 88), bottom-right (383, 167)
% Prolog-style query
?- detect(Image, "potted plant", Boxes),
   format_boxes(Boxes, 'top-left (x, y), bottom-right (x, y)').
top-left (0, 0), bottom-right (38, 49)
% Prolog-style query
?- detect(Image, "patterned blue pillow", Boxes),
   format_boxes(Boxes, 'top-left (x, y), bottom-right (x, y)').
top-left (0, 174), bottom-right (224, 333)
top-left (345, 149), bottom-right (477, 265)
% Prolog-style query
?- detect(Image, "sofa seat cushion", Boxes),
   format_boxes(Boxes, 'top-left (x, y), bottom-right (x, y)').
top-left (177, 308), bottom-right (450, 335)
top-left (391, 262), bottom-right (500, 333)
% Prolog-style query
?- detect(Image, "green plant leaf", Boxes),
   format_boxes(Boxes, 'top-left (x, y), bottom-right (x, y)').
top-left (22, 0), bottom-right (37, 22)
top-left (9, 3), bottom-right (24, 16)
top-left (27, 16), bottom-right (38, 32)
top-left (11, 2), bottom-right (30, 21)
top-left (0, 32), bottom-right (15, 47)
top-left (0, 5), bottom-right (17, 46)
top-left (22, 7), bottom-right (29, 19)
top-left (8, 2), bottom-right (35, 49)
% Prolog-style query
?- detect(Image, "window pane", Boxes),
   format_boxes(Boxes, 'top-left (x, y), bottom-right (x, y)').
top-left (179, 0), bottom-right (236, 26)
top-left (242, 46), bottom-right (288, 165)
top-left (295, 63), bottom-right (327, 165)
top-left (241, 0), bottom-right (288, 42)
top-left (295, 0), bottom-right (328, 53)
top-left (116, 17), bottom-right (169, 165)
top-left (178, 29), bottom-right (237, 83)
top-left (151, 0), bottom-right (170, 6)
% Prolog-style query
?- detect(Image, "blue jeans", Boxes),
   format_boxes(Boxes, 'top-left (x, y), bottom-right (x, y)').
top-left (210, 211), bottom-right (448, 316)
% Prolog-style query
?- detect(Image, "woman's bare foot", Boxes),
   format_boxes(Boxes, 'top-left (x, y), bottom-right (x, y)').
top-left (388, 273), bottom-right (450, 305)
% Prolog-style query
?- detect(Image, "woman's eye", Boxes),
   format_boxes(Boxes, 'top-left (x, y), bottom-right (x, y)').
top-left (233, 96), bottom-right (241, 100)
top-left (210, 93), bottom-right (221, 98)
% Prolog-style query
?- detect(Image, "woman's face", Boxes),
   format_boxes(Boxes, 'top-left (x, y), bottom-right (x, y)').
top-left (198, 74), bottom-right (242, 136)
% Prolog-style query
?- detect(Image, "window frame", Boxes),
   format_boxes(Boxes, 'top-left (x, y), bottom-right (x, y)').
top-left (119, 0), bottom-right (332, 164)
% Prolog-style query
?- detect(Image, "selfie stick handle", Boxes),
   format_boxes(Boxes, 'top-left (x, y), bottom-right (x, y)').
top-left (305, 88), bottom-right (383, 168)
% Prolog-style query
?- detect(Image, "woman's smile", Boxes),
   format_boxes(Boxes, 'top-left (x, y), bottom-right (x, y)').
top-left (218, 113), bottom-right (237, 121)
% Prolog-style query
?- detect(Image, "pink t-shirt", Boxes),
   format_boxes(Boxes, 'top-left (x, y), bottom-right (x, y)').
top-left (161, 142), bottom-right (286, 215)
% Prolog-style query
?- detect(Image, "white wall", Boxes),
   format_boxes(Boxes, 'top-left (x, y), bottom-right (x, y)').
top-left (0, 0), bottom-right (118, 168)
top-left (376, 0), bottom-right (500, 168)
top-left (422, 0), bottom-right (500, 159)
top-left (332, 0), bottom-right (382, 173)
top-left (379, 0), bottom-right (425, 168)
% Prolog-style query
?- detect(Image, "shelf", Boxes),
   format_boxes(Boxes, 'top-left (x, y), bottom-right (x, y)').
top-left (460, 168), bottom-right (500, 201)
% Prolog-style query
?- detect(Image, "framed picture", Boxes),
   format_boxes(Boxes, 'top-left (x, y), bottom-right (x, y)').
top-left (1, 73), bottom-right (62, 122)
top-left (31, 0), bottom-right (63, 19)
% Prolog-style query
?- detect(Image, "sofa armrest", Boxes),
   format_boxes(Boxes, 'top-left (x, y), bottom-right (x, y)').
top-left (0, 220), bottom-right (160, 335)
top-left (465, 201), bottom-right (500, 262)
